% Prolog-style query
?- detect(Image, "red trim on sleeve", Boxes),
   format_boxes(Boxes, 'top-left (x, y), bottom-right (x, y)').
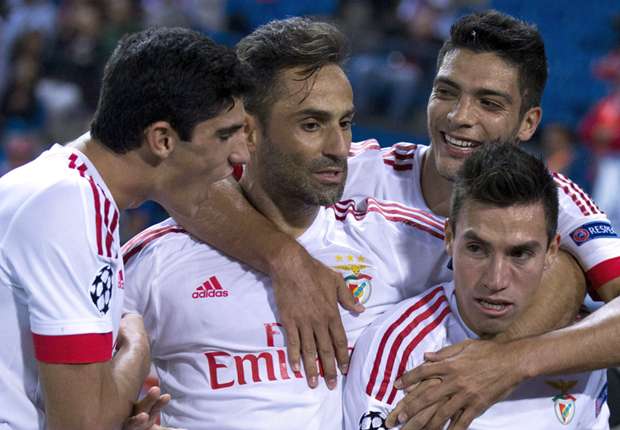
top-left (32, 332), bottom-right (113, 364)
top-left (587, 256), bottom-right (620, 298)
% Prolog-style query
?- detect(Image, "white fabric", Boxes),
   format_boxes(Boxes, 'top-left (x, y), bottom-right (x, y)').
top-left (345, 141), bottom-right (620, 291)
top-left (123, 201), bottom-right (452, 430)
top-left (344, 281), bottom-right (610, 430)
top-left (0, 145), bottom-right (124, 430)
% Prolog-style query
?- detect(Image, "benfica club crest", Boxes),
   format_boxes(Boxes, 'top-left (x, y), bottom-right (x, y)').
top-left (546, 380), bottom-right (578, 425)
top-left (333, 255), bottom-right (373, 304)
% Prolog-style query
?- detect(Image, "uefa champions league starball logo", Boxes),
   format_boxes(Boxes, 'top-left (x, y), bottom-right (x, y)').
top-left (359, 411), bottom-right (387, 430)
top-left (90, 265), bottom-right (113, 314)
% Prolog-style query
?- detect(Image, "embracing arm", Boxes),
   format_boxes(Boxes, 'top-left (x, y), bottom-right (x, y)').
top-left (40, 314), bottom-right (150, 430)
top-left (169, 178), bottom-right (361, 387)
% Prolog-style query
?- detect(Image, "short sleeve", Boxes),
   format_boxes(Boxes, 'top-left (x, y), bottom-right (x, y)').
top-left (5, 179), bottom-right (120, 363)
top-left (554, 173), bottom-right (620, 297)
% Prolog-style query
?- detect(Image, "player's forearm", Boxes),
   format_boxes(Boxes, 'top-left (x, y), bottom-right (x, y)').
top-left (515, 295), bottom-right (620, 379)
top-left (497, 250), bottom-right (585, 340)
top-left (42, 347), bottom-right (149, 430)
top-left (172, 177), bottom-right (298, 275)
top-left (594, 276), bottom-right (620, 302)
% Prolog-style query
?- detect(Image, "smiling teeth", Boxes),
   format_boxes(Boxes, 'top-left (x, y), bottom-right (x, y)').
top-left (445, 134), bottom-right (477, 148)
top-left (479, 299), bottom-right (506, 311)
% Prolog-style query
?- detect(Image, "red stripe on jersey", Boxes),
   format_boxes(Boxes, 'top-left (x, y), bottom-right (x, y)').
top-left (374, 293), bottom-right (448, 401)
top-left (366, 287), bottom-right (444, 399)
top-left (106, 209), bottom-right (119, 258)
top-left (587, 256), bottom-right (620, 296)
top-left (68, 153), bottom-right (78, 169)
top-left (349, 139), bottom-right (381, 156)
top-left (382, 159), bottom-right (414, 170)
top-left (333, 199), bottom-right (445, 239)
top-left (87, 177), bottom-right (104, 255)
top-left (365, 199), bottom-right (444, 230)
top-left (386, 305), bottom-right (451, 404)
top-left (32, 332), bottom-right (112, 363)
top-left (123, 226), bottom-right (187, 264)
top-left (553, 173), bottom-right (601, 216)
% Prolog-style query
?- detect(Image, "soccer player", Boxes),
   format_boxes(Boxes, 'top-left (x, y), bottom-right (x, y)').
top-left (0, 27), bottom-right (249, 430)
top-left (122, 18), bottom-right (452, 429)
top-left (344, 143), bottom-right (610, 430)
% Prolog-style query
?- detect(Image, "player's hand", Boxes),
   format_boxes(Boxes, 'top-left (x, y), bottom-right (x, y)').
top-left (123, 386), bottom-right (184, 430)
top-left (384, 378), bottom-right (445, 430)
top-left (387, 340), bottom-right (523, 430)
top-left (270, 241), bottom-right (364, 389)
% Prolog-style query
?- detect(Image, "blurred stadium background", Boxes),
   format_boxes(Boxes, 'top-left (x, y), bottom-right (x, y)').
top-left (2, 0), bottom-right (620, 426)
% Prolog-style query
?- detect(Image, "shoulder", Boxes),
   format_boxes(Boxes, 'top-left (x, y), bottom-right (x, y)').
top-left (329, 197), bottom-right (445, 240)
top-left (122, 218), bottom-right (191, 267)
top-left (553, 172), bottom-right (603, 217)
top-left (356, 285), bottom-right (451, 405)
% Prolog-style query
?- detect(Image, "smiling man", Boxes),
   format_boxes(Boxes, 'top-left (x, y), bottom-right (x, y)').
top-left (344, 143), bottom-right (609, 430)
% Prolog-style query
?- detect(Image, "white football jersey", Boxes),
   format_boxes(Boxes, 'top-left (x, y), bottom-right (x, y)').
top-left (344, 282), bottom-right (610, 430)
top-left (122, 201), bottom-right (452, 430)
top-left (0, 145), bottom-right (124, 430)
top-left (345, 141), bottom-right (620, 299)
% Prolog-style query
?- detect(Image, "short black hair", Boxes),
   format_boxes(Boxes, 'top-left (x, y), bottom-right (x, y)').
top-left (437, 10), bottom-right (547, 115)
top-left (236, 17), bottom-right (349, 125)
top-left (91, 27), bottom-right (251, 153)
top-left (450, 142), bottom-right (558, 244)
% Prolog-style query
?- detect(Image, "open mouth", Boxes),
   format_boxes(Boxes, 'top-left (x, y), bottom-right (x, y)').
top-left (443, 132), bottom-right (481, 149)
top-left (475, 297), bottom-right (513, 315)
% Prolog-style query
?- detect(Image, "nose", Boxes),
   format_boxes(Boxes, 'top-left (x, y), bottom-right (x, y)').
top-left (228, 127), bottom-right (250, 165)
top-left (323, 124), bottom-right (350, 159)
top-left (483, 255), bottom-right (510, 292)
top-left (447, 97), bottom-right (475, 127)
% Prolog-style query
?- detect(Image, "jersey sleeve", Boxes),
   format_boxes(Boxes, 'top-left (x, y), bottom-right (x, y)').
top-left (554, 173), bottom-right (620, 299)
top-left (6, 179), bottom-right (117, 364)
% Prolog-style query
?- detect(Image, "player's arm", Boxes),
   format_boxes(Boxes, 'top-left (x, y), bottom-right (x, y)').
top-left (40, 314), bottom-right (150, 430)
top-left (168, 177), bottom-right (361, 388)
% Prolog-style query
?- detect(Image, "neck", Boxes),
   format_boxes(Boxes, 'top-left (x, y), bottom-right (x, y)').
top-left (420, 149), bottom-right (453, 217)
top-left (68, 133), bottom-right (151, 210)
top-left (240, 176), bottom-right (320, 239)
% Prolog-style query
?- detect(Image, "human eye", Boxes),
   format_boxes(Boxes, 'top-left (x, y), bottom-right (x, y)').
top-left (301, 120), bottom-right (321, 132)
top-left (480, 98), bottom-right (503, 111)
top-left (510, 248), bottom-right (534, 262)
top-left (433, 85), bottom-right (456, 99)
top-left (340, 118), bottom-right (353, 130)
top-left (465, 242), bottom-right (485, 256)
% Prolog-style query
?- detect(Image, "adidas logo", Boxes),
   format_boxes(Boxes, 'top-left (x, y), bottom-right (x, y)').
top-left (192, 276), bottom-right (229, 299)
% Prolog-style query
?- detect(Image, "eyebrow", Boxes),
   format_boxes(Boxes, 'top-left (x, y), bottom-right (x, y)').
top-left (215, 123), bottom-right (244, 136)
top-left (434, 76), bottom-right (514, 104)
top-left (295, 107), bottom-right (356, 120)
top-left (463, 230), bottom-right (543, 252)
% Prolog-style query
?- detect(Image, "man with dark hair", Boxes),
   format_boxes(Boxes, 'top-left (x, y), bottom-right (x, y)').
top-left (0, 27), bottom-right (249, 430)
top-left (122, 17), bottom-right (452, 429)
top-left (344, 143), bottom-right (609, 430)
top-left (176, 10), bottom-right (620, 420)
